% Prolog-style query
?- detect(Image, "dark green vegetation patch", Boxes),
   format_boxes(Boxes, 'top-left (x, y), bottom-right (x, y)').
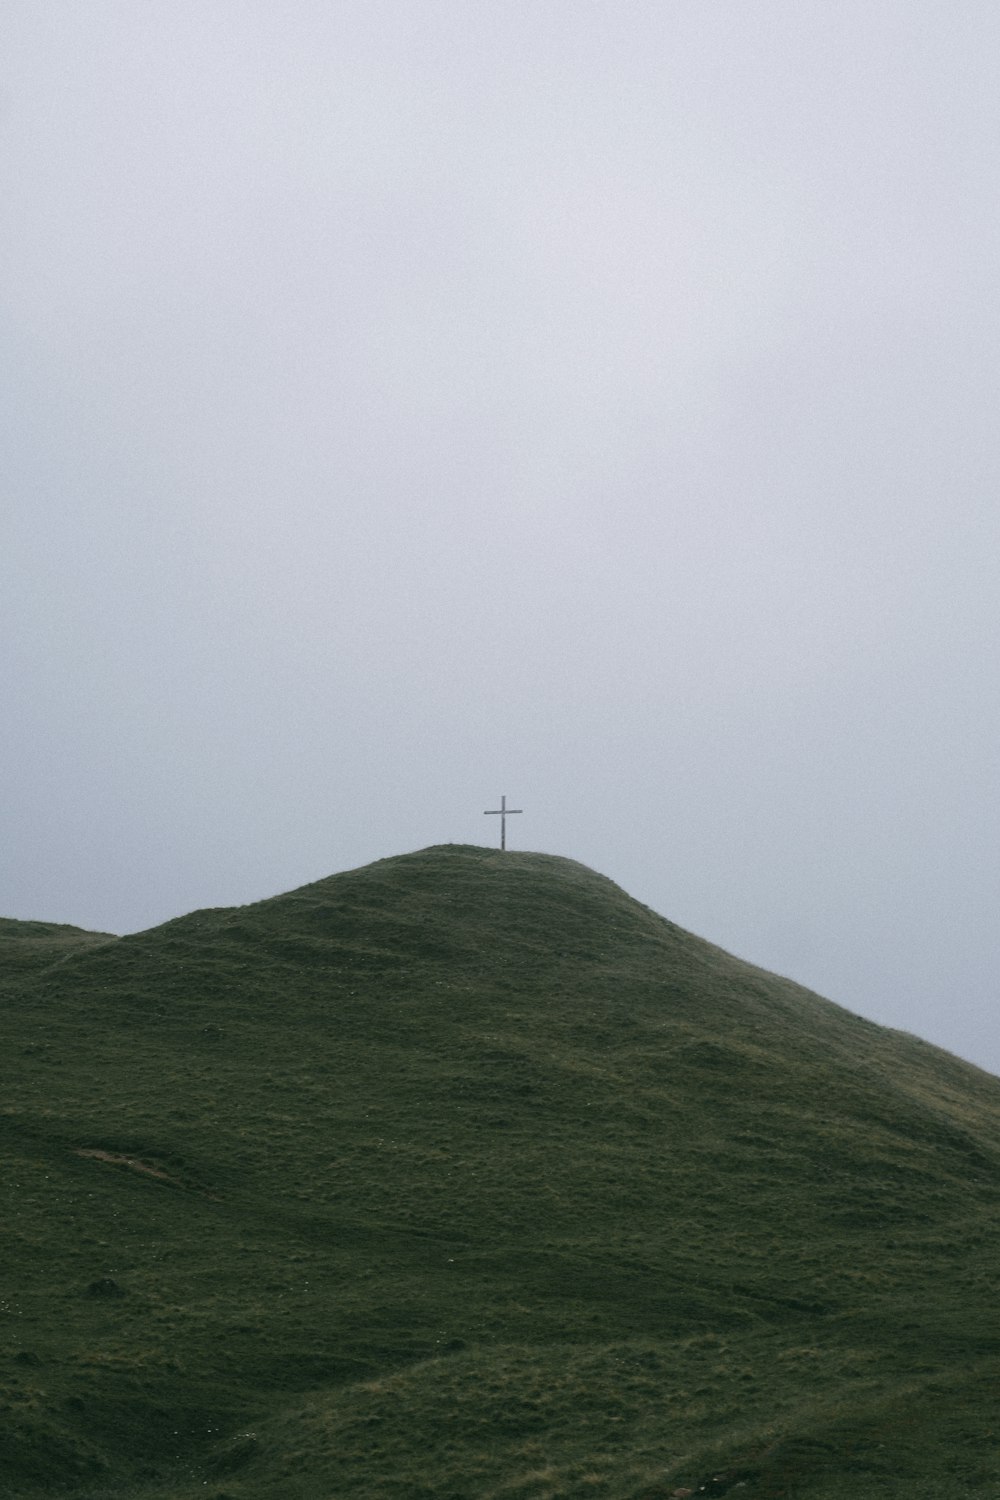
top-left (3, 845), bottom-right (999, 1497)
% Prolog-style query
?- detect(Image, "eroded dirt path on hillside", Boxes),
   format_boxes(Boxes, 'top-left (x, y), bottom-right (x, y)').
top-left (73, 1149), bottom-right (184, 1186)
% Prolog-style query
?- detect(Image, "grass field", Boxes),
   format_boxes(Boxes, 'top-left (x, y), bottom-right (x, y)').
top-left (3, 844), bottom-right (999, 1497)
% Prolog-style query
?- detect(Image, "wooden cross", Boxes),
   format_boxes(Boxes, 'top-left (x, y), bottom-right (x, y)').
top-left (484, 794), bottom-right (522, 851)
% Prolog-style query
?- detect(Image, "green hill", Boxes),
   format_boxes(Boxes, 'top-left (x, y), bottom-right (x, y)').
top-left (2, 844), bottom-right (999, 1499)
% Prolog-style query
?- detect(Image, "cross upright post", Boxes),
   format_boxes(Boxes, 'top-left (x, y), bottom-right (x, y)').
top-left (484, 794), bottom-right (522, 851)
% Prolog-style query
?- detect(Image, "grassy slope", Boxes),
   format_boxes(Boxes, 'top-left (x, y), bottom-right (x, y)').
top-left (2, 844), bottom-right (999, 1499)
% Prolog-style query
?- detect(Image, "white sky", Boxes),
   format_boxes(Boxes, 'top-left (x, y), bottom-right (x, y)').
top-left (4, 2), bottom-right (1000, 1072)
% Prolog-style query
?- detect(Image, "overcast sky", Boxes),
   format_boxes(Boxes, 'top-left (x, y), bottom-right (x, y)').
top-left (4, 2), bottom-right (999, 1074)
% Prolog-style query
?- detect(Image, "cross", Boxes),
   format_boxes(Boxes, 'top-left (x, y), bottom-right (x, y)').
top-left (484, 794), bottom-right (522, 851)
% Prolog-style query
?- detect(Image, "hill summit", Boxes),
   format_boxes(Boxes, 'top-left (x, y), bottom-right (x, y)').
top-left (3, 844), bottom-right (1000, 1499)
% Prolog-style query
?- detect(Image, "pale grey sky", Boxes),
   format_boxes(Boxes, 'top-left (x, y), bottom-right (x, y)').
top-left (4, 3), bottom-right (1000, 1072)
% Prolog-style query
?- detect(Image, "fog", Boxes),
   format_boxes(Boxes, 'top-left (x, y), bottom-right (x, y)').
top-left (4, 3), bottom-right (999, 1071)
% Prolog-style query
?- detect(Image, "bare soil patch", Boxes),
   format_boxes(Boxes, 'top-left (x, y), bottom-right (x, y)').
top-left (73, 1149), bottom-right (183, 1186)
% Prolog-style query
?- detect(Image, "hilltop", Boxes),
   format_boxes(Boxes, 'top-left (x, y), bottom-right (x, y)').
top-left (2, 845), bottom-right (999, 1499)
